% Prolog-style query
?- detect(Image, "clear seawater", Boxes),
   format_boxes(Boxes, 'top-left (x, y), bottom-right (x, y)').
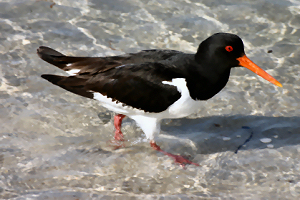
top-left (1, 0), bottom-right (300, 199)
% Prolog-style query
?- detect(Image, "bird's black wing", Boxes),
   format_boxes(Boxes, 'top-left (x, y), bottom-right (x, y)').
top-left (38, 47), bottom-right (184, 113)
top-left (42, 62), bottom-right (182, 113)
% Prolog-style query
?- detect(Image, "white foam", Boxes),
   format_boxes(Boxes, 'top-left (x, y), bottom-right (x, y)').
top-left (22, 39), bottom-right (30, 45)
top-left (260, 138), bottom-right (272, 143)
top-left (223, 137), bottom-right (231, 141)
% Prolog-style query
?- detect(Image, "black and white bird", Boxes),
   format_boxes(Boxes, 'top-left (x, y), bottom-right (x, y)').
top-left (38, 33), bottom-right (282, 167)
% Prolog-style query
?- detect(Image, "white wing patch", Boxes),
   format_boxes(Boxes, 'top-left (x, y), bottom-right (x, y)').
top-left (115, 64), bottom-right (127, 69)
top-left (66, 69), bottom-right (80, 76)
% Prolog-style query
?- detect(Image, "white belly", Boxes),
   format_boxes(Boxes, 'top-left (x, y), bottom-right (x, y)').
top-left (92, 78), bottom-right (201, 140)
top-left (92, 78), bottom-right (201, 120)
top-left (161, 78), bottom-right (201, 118)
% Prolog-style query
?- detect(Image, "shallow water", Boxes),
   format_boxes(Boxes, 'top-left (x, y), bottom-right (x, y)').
top-left (1, 0), bottom-right (300, 199)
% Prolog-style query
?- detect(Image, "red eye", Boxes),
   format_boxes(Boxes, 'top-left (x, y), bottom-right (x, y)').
top-left (225, 46), bottom-right (233, 52)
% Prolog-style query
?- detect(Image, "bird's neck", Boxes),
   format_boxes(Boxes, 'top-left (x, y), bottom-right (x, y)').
top-left (185, 64), bottom-right (231, 101)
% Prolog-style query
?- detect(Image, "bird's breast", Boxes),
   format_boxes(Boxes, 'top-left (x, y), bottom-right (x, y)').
top-left (161, 78), bottom-right (202, 118)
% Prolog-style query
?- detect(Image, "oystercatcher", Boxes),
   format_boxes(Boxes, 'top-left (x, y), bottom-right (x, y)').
top-left (38, 33), bottom-right (282, 167)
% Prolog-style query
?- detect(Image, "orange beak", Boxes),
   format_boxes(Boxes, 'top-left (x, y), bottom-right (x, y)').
top-left (237, 55), bottom-right (282, 87)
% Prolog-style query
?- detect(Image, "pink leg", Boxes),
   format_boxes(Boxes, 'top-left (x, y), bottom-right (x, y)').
top-left (114, 114), bottom-right (126, 141)
top-left (150, 140), bottom-right (199, 168)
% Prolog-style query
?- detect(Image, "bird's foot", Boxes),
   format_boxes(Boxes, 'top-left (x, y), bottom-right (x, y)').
top-left (108, 114), bottom-right (126, 149)
top-left (114, 114), bottom-right (126, 140)
top-left (107, 138), bottom-right (126, 150)
top-left (150, 141), bottom-right (199, 168)
top-left (114, 130), bottom-right (125, 141)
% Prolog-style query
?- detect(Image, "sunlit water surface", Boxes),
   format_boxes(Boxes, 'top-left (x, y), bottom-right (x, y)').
top-left (1, 0), bottom-right (300, 199)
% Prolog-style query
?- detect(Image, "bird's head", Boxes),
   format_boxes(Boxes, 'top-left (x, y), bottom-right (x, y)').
top-left (195, 33), bottom-right (282, 87)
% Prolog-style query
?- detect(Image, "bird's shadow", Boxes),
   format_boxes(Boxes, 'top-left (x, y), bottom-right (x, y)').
top-left (159, 115), bottom-right (300, 155)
